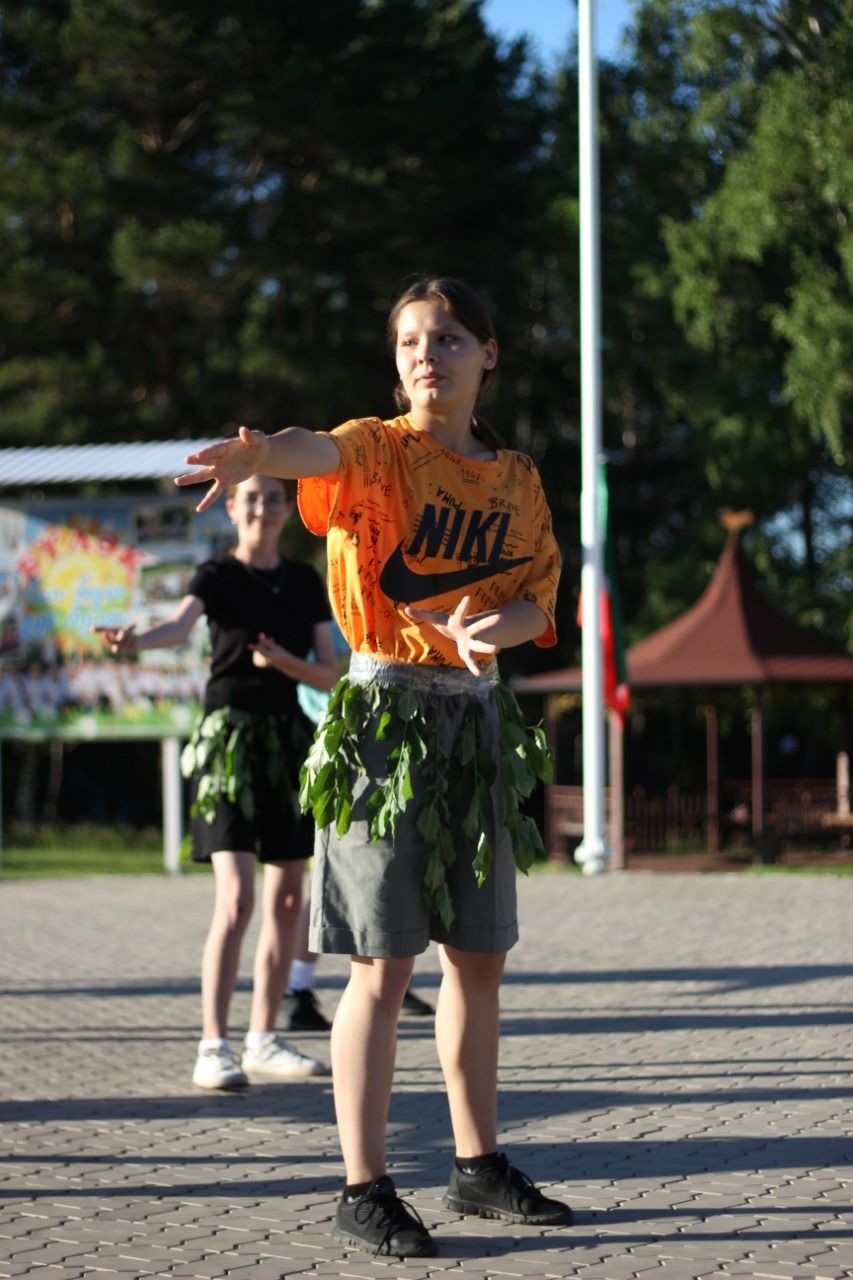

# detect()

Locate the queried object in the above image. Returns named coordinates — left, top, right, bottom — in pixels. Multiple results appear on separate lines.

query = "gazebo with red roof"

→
left=514, top=513, right=853, bottom=863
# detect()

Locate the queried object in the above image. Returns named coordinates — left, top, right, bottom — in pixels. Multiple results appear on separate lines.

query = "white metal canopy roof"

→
left=0, top=441, right=219, bottom=485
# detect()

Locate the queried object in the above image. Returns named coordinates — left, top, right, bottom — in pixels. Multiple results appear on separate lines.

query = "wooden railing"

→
left=546, top=779, right=847, bottom=860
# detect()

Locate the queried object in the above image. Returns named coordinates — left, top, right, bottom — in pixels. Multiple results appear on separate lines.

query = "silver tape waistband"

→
left=348, top=652, right=499, bottom=697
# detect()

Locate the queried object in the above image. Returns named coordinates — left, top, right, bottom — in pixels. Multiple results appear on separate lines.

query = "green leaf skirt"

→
left=181, top=706, right=310, bottom=826
left=299, top=655, right=552, bottom=930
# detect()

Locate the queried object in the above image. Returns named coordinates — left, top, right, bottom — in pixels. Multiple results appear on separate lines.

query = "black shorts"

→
left=189, top=716, right=314, bottom=864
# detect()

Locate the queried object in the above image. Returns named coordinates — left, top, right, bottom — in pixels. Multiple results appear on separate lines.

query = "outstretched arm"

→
left=94, top=595, right=205, bottom=655
left=175, top=426, right=339, bottom=511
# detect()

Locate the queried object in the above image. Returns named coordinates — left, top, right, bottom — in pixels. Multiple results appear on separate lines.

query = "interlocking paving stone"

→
left=3, top=872, right=853, bottom=1279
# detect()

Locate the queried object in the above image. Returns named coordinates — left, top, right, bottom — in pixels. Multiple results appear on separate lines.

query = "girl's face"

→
left=226, top=476, right=292, bottom=542
left=394, top=298, right=496, bottom=418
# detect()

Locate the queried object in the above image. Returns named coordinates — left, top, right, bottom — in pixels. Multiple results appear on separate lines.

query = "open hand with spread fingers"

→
left=175, top=426, right=270, bottom=511
left=92, top=624, right=138, bottom=656
left=404, top=595, right=498, bottom=676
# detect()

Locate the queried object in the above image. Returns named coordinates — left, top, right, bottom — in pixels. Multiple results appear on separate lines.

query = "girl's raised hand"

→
left=174, top=426, right=269, bottom=511
left=404, top=596, right=498, bottom=677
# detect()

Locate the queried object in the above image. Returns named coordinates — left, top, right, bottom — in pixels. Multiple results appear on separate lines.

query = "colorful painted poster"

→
left=0, top=496, right=231, bottom=737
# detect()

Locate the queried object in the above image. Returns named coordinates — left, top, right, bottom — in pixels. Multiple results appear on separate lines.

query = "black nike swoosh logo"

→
left=379, top=541, right=533, bottom=604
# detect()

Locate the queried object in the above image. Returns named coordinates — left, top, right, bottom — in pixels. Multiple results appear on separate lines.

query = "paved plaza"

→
left=1, top=869, right=851, bottom=1280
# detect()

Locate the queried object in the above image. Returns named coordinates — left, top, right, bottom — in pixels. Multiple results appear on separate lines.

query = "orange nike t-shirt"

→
left=298, top=415, right=561, bottom=667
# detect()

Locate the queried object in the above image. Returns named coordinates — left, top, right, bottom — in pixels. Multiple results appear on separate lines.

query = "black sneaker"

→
left=444, top=1154, right=573, bottom=1225
left=333, top=1175, right=438, bottom=1257
left=401, top=986, right=434, bottom=1017
left=282, top=988, right=332, bottom=1032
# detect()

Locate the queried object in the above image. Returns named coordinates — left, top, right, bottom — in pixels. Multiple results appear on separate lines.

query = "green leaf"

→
left=462, top=791, right=480, bottom=839
left=397, top=688, right=418, bottom=721
left=313, top=787, right=335, bottom=829
left=497, top=686, right=522, bottom=723
left=437, top=826, right=456, bottom=867
left=325, top=679, right=347, bottom=718
left=512, top=814, right=544, bottom=874
left=375, top=708, right=394, bottom=741
left=416, top=802, right=441, bottom=842
left=366, top=787, right=384, bottom=825
left=476, top=747, right=498, bottom=787
left=425, top=845, right=445, bottom=890
left=305, top=733, right=329, bottom=769
left=410, top=724, right=429, bottom=762
left=459, top=719, right=476, bottom=766
left=199, top=710, right=227, bottom=739
left=501, top=721, right=529, bottom=750
left=473, top=831, right=492, bottom=887
left=505, top=749, right=533, bottom=797
left=342, top=682, right=362, bottom=727
left=434, top=883, right=455, bottom=930
left=336, top=795, right=352, bottom=837
left=412, top=803, right=438, bottom=844
left=298, top=765, right=312, bottom=811
left=324, top=718, right=346, bottom=756
left=309, top=759, right=335, bottom=802
left=397, top=758, right=414, bottom=806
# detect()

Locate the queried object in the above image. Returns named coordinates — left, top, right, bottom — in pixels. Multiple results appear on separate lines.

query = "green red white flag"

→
left=577, top=464, right=631, bottom=723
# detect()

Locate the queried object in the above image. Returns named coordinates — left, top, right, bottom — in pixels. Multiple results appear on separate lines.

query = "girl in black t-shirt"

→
left=96, top=475, right=337, bottom=1090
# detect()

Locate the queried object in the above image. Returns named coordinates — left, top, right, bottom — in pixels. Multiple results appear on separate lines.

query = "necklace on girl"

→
left=237, top=559, right=284, bottom=595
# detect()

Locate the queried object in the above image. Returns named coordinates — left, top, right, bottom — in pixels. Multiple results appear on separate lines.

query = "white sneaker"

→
left=192, top=1043, right=249, bottom=1090
left=242, top=1034, right=329, bottom=1079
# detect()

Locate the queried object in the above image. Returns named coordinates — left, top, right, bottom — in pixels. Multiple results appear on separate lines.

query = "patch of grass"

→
left=530, top=856, right=581, bottom=873
left=1, top=823, right=211, bottom=879
left=747, top=861, right=853, bottom=876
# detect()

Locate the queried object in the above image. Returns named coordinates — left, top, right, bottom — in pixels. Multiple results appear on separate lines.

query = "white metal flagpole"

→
left=575, top=0, right=610, bottom=874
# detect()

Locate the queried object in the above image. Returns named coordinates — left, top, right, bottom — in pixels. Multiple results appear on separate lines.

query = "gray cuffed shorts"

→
left=308, top=656, right=519, bottom=959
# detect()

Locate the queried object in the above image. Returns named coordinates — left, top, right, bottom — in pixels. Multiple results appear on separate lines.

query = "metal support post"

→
left=574, top=0, right=610, bottom=875
left=161, top=737, right=183, bottom=875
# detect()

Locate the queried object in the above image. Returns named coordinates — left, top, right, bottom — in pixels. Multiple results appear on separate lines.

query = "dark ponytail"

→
left=470, top=414, right=504, bottom=451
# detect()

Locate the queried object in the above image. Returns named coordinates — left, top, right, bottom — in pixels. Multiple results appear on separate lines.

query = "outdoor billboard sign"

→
left=0, top=494, right=231, bottom=739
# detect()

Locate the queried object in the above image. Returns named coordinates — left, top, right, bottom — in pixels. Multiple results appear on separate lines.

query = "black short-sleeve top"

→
left=187, top=555, right=331, bottom=716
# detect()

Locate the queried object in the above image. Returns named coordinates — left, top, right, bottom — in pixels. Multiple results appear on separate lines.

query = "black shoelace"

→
left=353, top=1187, right=429, bottom=1255
left=493, top=1155, right=545, bottom=1208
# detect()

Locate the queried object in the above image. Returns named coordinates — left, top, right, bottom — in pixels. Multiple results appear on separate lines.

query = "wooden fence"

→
left=547, top=779, right=848, bottom=860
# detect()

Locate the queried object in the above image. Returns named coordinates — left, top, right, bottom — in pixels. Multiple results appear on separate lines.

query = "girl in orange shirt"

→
left=176, top=277, right=570, bottom=1258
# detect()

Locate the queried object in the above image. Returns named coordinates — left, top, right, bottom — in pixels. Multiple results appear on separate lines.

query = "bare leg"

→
left=201, top=851, right=256, bottom=1040
left=248, top=858, right=305, bottom=1032
left=332, top=954, right=414, bottom=1183
left=293, top=885, right=318, bottom=965
left=435, top=945, right=506, bottom=1158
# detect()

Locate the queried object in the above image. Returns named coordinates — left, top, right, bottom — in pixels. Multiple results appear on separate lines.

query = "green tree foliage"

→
left=651, top=0, right=852, bottom=640
left=0, top=0, right=548, bottom=442
left=665, top=2, right=852, bottom=464
left=538, top=0, right=852, bottom=650
left=1, top=0, right=850, bottom=656
left=539, top=3, right=743, bottom=644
